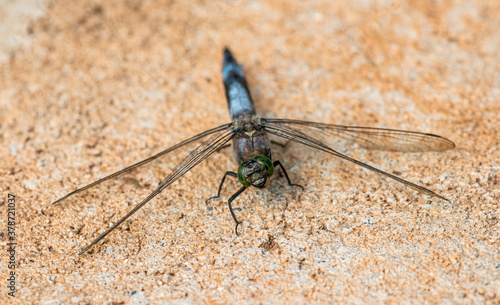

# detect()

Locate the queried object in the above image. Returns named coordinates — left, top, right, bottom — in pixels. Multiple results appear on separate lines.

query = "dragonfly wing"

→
left=261, top=121, right=449, bottom=201
left=78, top=126, right=237, bottom=254
left=52, top=123, right=234, bottom=205
left=262, top=118, right=455, bottom=152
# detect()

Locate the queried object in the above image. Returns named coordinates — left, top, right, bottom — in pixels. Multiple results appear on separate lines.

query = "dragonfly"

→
left=52, top=48, right=455, bottom=254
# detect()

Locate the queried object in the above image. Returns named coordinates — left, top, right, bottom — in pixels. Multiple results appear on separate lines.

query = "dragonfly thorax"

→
left=232, top=121, right=272, bottom=164
left=237, top=155, right=274, bottom=188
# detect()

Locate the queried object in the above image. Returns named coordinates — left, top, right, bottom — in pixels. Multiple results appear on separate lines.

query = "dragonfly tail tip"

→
left=223, top=47, right=236, bottom=64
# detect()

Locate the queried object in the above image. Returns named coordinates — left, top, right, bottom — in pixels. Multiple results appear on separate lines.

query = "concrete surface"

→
left=0, top=0, right=499, bottom=303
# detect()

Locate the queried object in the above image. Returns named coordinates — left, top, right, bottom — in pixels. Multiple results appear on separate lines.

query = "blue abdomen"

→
left=222, top=47, right=256, bottom=120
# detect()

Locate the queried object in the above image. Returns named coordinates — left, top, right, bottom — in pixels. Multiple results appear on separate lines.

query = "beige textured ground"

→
left=1, top=0, right=499, bottom=304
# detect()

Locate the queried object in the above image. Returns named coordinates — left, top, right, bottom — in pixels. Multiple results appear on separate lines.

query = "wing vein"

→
left=262, top=118, right=455, bottom=152
left=52, top=123, right=233, bottom=205
left=78, top=126, right=237, bottom=254
left=262, top=121, right=449, bottom=201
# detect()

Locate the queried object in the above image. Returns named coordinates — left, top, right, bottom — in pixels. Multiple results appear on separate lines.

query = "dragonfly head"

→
left=237, top=155, right=274, bottom=188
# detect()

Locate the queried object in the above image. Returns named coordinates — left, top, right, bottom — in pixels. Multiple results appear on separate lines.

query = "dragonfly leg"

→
left=205, top=171, right=238, bottom=204
left=228, top=186, right=247, bottom=236
left=273, top=160, right=305, bottom=190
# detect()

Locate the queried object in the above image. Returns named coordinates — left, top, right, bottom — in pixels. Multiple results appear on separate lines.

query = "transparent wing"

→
left=78, top=125, right=237, bottom=254
left=51, top=123, right=234, bottom=205
left=262, top=118, right=455, bottom=152
left=261, top=120, right=450, bottom=201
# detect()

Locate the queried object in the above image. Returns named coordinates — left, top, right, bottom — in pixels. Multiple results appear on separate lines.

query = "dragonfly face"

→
left=237, top=155, right=274, bottom=188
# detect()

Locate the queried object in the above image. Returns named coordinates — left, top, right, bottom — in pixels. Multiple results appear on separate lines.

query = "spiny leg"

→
left=228, top=186, right=247, bottom=236
left=205, top=171, right=238, bottom=204
left=273, top=160, right=305, bottom=190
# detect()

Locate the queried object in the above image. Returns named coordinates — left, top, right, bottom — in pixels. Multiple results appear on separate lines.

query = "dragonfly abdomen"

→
left=222, top=47, right=256, bottom=120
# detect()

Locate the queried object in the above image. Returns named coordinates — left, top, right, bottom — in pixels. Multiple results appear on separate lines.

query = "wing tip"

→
left=438, top=138, right=456, bottom=151
left=426, top=133, right=456, bottom=151
left=51, top=195, right=69, bottom=205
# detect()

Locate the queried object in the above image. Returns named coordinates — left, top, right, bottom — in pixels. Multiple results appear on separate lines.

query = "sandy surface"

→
left=1, top=0, right=499, bottom=303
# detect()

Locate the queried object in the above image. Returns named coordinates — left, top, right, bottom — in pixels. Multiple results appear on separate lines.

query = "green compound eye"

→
left=237, top=155, right=274, bottom=187
left=237, top=163, right=251, bottom=186
left=253, top=155, right=274, bottom=177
